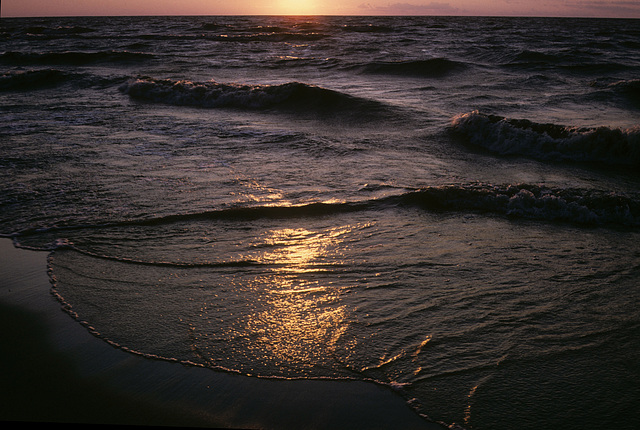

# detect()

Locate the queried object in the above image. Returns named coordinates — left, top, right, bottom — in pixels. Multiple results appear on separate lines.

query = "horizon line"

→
left=1, top=13, right=637, bottom=19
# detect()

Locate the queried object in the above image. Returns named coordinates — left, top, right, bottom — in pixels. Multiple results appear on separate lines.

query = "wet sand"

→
left=0, top=238, right=445, bottom=429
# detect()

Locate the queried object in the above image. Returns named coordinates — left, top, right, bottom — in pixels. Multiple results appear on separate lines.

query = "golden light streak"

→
left=237, top=225, right=360, bottom=374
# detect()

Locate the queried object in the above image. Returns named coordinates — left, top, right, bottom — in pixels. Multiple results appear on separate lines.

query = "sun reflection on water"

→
left=246, top=275, right=349, bottom=373
left=195, top=224, right=367, bottom=377
left=244, top=226, right=356, bottom=373
left=255, top=227, right=348, bottom=272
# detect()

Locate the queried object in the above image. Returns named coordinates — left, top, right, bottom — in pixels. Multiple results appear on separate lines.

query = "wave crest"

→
left=0, top=50, right=154, bottom=66
left=450, top=111, right=640, bottom=166
left=14, top=184, right=640, bottom=240
left=358, top=58, right=467, bottom=78
left=0, top=69, right=73, bottom=91
left=119, top=77, right=389, bottom=116
left=398, top=184, right=640, bottom=228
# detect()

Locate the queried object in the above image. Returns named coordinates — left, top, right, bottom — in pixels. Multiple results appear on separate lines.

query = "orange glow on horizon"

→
left=3, top=0, right=639, bottom=18
left=274, top=0, right=323, bottom=16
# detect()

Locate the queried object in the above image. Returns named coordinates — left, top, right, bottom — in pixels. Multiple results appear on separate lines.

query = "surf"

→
left=450, top=111, right=640, bottom=167
left=118, top=76, right=393, bottom=119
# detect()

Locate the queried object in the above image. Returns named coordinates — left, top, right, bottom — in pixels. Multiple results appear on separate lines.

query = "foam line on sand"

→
left=0, top=238, right=445, bottom=429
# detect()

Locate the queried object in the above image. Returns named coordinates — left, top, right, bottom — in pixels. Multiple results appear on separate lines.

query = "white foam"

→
left=451, top=111, right=640, bottom=166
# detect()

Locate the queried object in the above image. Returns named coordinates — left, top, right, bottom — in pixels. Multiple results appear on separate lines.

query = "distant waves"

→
left=0, top=50, right=154, bottom=66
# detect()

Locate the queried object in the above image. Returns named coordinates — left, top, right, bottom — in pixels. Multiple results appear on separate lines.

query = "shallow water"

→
left=2, top=15, right=640, bottom=429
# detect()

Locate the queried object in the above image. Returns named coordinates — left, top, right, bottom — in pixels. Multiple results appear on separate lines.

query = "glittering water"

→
left=2, top=16, right=640, bottom=429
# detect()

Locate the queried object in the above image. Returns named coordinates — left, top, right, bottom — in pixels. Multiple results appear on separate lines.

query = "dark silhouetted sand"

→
left=0, top=239, right=445, bottom=429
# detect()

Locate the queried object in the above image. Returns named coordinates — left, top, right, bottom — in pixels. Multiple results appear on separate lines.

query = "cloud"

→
left=566, top=0, right=640, bottom=16
left=501, top=0, right=640, bottom=17
left=358, top=2, right=461, bottom=15
left=355, top=0, right=640, bottom=17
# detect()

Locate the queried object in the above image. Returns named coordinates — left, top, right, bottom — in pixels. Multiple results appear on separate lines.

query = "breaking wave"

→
left=450, top=111, right=640, bottom=166
left=118, top=76, right=390, bottom=116
left=12, top=184, right=640, bottom=243
left=397, top=184, right=640, bottom=228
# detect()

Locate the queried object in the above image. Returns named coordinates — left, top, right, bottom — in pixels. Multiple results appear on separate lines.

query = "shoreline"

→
left=0, top=238, right=445, bottom=429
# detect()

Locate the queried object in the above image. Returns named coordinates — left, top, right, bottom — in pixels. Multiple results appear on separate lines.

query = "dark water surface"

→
left=1, top=16, right=639, bottom=429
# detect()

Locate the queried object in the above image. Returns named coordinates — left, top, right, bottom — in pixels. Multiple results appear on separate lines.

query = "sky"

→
left=2, top=0, right=640, bottom=18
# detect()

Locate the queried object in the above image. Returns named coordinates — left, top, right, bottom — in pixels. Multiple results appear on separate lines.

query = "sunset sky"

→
left=2, top=0, right=639, bottom=18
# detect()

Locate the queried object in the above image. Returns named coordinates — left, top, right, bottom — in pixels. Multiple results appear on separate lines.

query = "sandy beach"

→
left=0, top=238, right=445, bottom=429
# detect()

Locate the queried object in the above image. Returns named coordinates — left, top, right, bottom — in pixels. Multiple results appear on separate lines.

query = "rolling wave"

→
left=118, top=76, right=390, bottom=116
left=450, top=111, right=640, bottom=166
left=15, top=25, right=97, bottom=37
left=502, top=49, right=634, bottom=74
left=0, top=69, right=74, bottom=91
left=0, top=50, right=155, bottom=66
left=589, top=78, right=640, bottom=108
left=397, top=184, right=639, bottom=227
left=0, top=69, right=127, bottom=91
left=508, top=49, right=560, bottom=65
left=357, top=58, right=468, bottom=78
left=603, top=79, right=640, bottom=101
left=12, top=184, right=639, bottom=244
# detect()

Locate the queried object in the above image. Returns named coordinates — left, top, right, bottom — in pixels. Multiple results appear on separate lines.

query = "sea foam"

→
left=450, top=111, right=640, bottom=166
left=119, top=76, right=389, bottom=116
